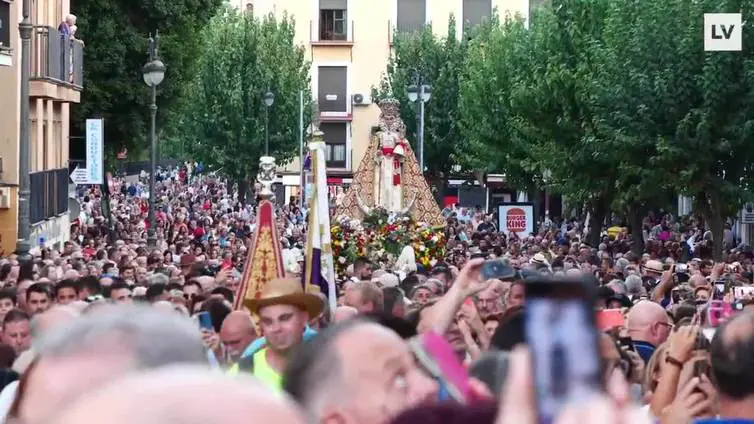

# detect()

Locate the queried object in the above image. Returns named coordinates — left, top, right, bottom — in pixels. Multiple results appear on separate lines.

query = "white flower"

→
left=338, top=256, right=346, bottom=264
left=419, top=245, right=426, bottom=252
left=431, top=236, right=438, bottom=242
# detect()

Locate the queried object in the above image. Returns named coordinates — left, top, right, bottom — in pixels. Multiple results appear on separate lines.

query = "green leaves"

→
left=174, top=9, right=313, bottom=181
left=453, top=0, right=754, bottom=256
left=71, top=0, right=224, bottom=157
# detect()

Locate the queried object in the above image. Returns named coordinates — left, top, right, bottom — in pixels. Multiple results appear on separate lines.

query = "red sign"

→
left=506, top=207, right=527, bottom=233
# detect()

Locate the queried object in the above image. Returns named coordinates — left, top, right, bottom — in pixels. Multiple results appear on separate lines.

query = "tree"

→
left=591, top=0, right=754, bottom=259
left=582, top=0, right=694, bottom=253
left=491, top=0, right=616, bottom=246
left=373, top=17, right=471, bottom=190
left=71, top=0, right=223, bottom=158
left=459, top=14, right=538, bottom=193
left=177, top=9, right=313, bottom=202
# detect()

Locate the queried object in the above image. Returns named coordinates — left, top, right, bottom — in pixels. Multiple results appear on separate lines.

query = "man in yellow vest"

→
left=227, top=278, right=323, bottom=392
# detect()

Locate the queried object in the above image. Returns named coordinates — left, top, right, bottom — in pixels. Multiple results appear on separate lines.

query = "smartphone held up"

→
left=523, top=275, right=603, bottom=423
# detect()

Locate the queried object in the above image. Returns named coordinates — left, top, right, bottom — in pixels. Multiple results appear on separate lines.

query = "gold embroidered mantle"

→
left=337, top=134, right=444, bottom=226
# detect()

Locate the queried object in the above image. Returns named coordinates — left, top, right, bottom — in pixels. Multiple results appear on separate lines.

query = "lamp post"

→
left=142, top=32, right=166, bottom=249
left=263, top=89, right=275, bottom=155
left=543, top=169, right=552, bottom=220
left=407, top=73, right=431, bottom=172
left=16, top=0, right=33, bottom=263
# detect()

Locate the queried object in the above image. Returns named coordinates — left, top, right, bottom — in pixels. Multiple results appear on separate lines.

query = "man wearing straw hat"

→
left=228, top=277, right=323, bottom=392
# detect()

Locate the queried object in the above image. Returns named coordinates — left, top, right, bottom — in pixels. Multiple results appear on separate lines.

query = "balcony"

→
left=310, top=19, right=354, bottom=46
left=30, top=168, right=68, bottom=225
left=30, top=25, right=83, bottom=103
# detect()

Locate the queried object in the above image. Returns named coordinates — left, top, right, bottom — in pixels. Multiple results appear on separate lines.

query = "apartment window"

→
left=318, top=66, right=347, bottom=113
left=320, top=122, right=347, bottom=168
left=0, top=1, right=10, bottom=50
left=462, top=0, right=492, bottom=33
left=397, top=0, right=426, bottom=33
left=319, top=0, right=347, bottom=41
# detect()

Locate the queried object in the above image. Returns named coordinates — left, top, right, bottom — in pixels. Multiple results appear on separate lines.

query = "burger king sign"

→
left=498, top=203, right=535, bottom=236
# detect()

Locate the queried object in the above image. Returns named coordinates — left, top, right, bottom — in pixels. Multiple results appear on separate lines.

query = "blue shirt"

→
left=241, top=326, right=318, bottom=359
left=633, top=340, right=656, bottom=364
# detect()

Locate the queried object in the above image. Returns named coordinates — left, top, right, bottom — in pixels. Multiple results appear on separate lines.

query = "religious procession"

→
left=4, top=0, right=754, bottom=421
left=0, top=95, right=746, bottom=424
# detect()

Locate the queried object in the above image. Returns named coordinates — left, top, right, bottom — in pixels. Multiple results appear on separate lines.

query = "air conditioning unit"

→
left=352, top=93, right=372, bottom=106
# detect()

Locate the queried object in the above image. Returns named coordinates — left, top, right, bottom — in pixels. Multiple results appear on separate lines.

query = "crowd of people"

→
left=0, top=165, right=749, bottom=423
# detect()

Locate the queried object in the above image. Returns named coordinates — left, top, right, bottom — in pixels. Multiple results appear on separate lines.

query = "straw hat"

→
left=246, top=278, right=324, bottom=318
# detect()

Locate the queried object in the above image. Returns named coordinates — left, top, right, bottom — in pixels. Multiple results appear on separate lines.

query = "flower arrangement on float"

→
left=331, top=207, right=446, bottom=276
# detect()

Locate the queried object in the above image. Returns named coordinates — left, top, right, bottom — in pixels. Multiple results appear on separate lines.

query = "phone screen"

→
left=197, top=311, right=213, bottom=331
left=618, top=336, right=635, bottom=352
left=524, top=277, right=603, bottom=422
left=714, top=283, right=726, bottom=300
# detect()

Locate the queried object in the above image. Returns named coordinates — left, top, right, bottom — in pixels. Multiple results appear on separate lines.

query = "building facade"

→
left=242, top=0, right=532, bottom=203
left=0, top=0, right=83, bottom=253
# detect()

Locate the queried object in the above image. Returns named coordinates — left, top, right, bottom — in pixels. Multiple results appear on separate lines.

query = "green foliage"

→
left=459, top=13, right=534, bottom=188
left=455, top=0, right=754, bottom=256
left=173, top=9, right=313, bottom=183
left=70, top=0, right=223, bottom=156
left=373, top=17, right=472, bottom=179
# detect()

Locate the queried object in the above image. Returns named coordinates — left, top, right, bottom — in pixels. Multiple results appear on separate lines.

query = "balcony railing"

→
left=30, top=168, right=68, bottom=225
left=310, top=20, right=354, bottom=44
left=31, top=25, right=84, bottom=88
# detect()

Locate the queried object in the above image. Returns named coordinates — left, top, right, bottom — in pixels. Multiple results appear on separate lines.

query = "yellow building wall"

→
left=0, top=188, right=19, bottom=255
left=0, top=0, right=75, bottom=251
left=253, top=0, right=530, bottom=178
left=495, top=0, right=529, bottom=21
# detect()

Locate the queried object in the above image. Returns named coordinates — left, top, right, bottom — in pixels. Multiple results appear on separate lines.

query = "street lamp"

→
left=263, top=90, right=275, bottom=155
left=542, top=169, right=552, bottom=219
left=407, top=74, right=431, bottom=172
left=16, top=0, right=33, bottom=262
left=142, top=32, right=166, bottom=249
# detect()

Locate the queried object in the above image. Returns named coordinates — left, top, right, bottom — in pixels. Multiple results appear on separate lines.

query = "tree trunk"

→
left=587, top=198, right=607, bottom=248
left=236, top=175, right=247, bottom=206
left=695, top=192, right=725, bottom=262
left=629, top=206, right=645, bottom=256
left=529, top=185, right=542, bottom=221
left=428, top=174, right=445, bottom=206
left=473, top=170, right=486, bottom=187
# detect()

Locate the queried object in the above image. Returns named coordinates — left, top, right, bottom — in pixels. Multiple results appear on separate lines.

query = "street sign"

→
left=85, top=119, right=104, bottom=184
left=70, top=167, right=90, bottom=185
left=742, top=203, right=754, bottom=224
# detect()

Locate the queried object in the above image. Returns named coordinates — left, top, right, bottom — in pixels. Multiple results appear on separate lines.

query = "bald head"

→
left=627, top=301, right=672, bottom=346
left=689, top=273, right=708, bottom=289
left=333, top=306, right=358, bottom=323
left=63, top=270, right=81, bottom=281
left=220, top=311, right=256, bottom=361
left=32, top=306, right=80, bottom=337
left=51, top=366, right=306, bottom=424
left=195, top=276, right=215, bottom=292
